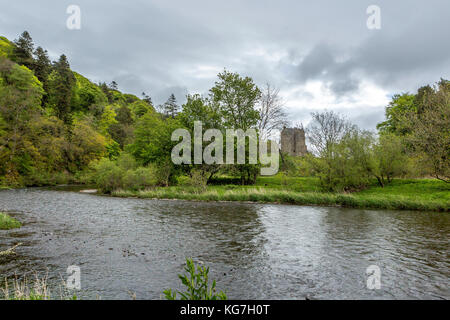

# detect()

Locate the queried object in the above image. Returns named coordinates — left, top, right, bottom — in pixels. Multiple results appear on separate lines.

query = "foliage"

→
left=72, top=72, right=107, bottom=112
left=377, top=79, right=450, bottom=182
left=209, top=70, right=262, bottom=184
left=210, top=69, right=261, bottom=130
left=91, top=156, right=158, bottom=193
left=46, top=55, right=76, bottom=123
left=164, top=258, right=227, bottom=300
left=0, top=212, right=21, bottom=230
left=180, top=169, right=209, bottom=192
left=161, top=93, right=179, bottom=118
left=114, top=177, right=449, bottom=212
left=370, top=133, right=409, bottom=186
left=11, top=31, right=34, bottom=69
left=91, top=158, right=124, bottom=193
left=376, top=93, right=415, bottom=135
left=128, top=110, right=182, bottom=185
left=406, top=80, right=450, bottom=182
left=0, top=36, right=14, bottom=58
left=0, top=32, right=154, bottom=187
left=67, top=119, right=106, bottom=172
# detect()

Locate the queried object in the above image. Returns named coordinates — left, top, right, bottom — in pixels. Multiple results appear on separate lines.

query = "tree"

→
left=66, top=119, right=106, bottom=172
left=306, top=110, right=353, bottom=157
left=376, top=93, right=415, bottom=135
left=12, top=31, right=34, bottom=69
left=127, top=110, right=182, bottom=185
left=162, top=93, right=179, bottom=118
left=99, top=81, right=113, bottom=103
left=407, top=80, right=450, bottom=182
left=370, top=133, right=409, bottom=187
left=209, top=70, right=262, bottom=184
left=178, top=94, right=223, bottom=181
left=33, top=47, right=51, bottom=83
left=0, top=57, right=44, bottom=183
left=130, top=100, right=153, bottom=119
left=257, top=83, right=288, bottom=140
left=306, top=126, right=376, bottom=192
left=142, top=92, right=153, bottom=106
left=210, top=70, right=261, bottom=130
left=108, top=105, right=134, bottom=148
left=109, top=81, right=118, bottom=91
left=47, top=55, right=76, bottom=123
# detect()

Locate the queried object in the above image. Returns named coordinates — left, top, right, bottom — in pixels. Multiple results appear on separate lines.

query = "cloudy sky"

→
left=1, top=0, right=449, bottom=130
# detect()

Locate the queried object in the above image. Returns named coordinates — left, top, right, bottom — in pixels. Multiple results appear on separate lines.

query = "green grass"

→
left=0, top=212, right=22, bottom=230
left=111, top=176, right=450, bottom=212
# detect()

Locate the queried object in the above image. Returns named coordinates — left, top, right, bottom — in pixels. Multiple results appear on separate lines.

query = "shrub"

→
left=185, top=170, right=208, bottom=192
left=122, top=167, right=157, bottom=190
left=116, top=152, right=137, bottom=171
left=0, top=212, right=21, bottom=230
left=92, top=158, right=124, bottom=193
left=164, top=258, right=227, bottom=300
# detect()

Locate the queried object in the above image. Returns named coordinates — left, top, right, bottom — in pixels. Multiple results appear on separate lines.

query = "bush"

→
left=116, top=152, right=137, bottom=171
left=0, top=212, right=21, bottom=230
left=122, top=167, right=157, bottom=190
left=93, top=158, right=124, bottom=193
left=164, top=258, right=227, bottom=300
left=91, top=156, right=159, bottom=192
left=183, top=170, right=208, bottom=192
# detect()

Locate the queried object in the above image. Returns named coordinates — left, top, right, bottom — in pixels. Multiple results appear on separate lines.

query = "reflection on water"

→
left=0, top=188, right=448, bottom=299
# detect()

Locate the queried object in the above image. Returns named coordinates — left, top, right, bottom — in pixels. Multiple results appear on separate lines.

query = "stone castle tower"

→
left=280, top=127, right=308, bottom=157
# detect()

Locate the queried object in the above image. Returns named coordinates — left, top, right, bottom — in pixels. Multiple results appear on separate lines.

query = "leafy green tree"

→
left=210, top=70, right=261, bottom=130
left=12, top=31, right=34, bottom=69
left=0, top=58, right=44, bottom=183
left=66, top=119, right=106, bottom=172
left=209, top=70, right=261, bottom=184
left=370, top=133, right=409, bottom=187
left=98, top=104, right=118, bottom=136
left=309, top=128, right=373, bottom=192
left=376, top=93, right=415, bottom=135
left=33, top=47, right=51, bottom=83
left=99, top=82, right=114, bottom=103
left=130, top=100, right=154, bottom=119
left=378, top=79, right=449, bottom=182
left=108, top=105, right=134, bottom=148
left=162, top=93, right=180, bottom=118
left=407, top=80, right=450, bottom=182
left=46, top=55, right=76, bottom=123
left=178, top=94, right=223, bottom=181
left=72, top=72, right=108, bottom=112
left=127, top=110, right=182, bottom=185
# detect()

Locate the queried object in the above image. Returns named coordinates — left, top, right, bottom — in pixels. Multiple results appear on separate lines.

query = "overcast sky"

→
left=1, top=0, right=449, bottom=130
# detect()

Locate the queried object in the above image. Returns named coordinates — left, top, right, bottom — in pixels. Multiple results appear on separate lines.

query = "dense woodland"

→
left=0, top=31, right=448, bottom=193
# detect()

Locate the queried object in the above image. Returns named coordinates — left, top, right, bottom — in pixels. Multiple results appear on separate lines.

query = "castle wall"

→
left=280, top=128, right=307, bottom=157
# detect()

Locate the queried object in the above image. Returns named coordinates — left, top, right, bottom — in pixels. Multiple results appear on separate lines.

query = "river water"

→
left=0, top=188, right=448, bottom=299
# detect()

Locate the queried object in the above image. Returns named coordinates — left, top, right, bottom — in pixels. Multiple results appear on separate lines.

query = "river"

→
left=0, top=188, right=448, bottom=299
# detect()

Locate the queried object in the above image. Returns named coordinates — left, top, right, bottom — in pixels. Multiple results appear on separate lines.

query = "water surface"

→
left=0, top=188, right=448, bottom=299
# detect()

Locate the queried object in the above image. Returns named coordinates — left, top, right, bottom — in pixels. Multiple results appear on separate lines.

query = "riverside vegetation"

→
left=0, top=31, right=449, bottom=212
left=0, top=212, right=21, bottom=230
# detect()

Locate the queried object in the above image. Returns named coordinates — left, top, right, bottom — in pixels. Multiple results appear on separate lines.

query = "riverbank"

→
left=111, top=177, right=450, bottom=212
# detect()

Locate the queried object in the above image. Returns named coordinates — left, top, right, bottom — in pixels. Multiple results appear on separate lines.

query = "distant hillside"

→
left=0, top=32, right=155, bottom=187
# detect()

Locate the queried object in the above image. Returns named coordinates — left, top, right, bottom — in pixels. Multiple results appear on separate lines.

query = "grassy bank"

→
left=0, top=212, right=21, bottom=230
left=112, top=177, right=450, bottom=212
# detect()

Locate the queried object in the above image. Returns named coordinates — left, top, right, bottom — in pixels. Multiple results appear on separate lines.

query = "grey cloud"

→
left=0, top=0, right=449, bottom=128
left=288, top=0, right=450, bottom=96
